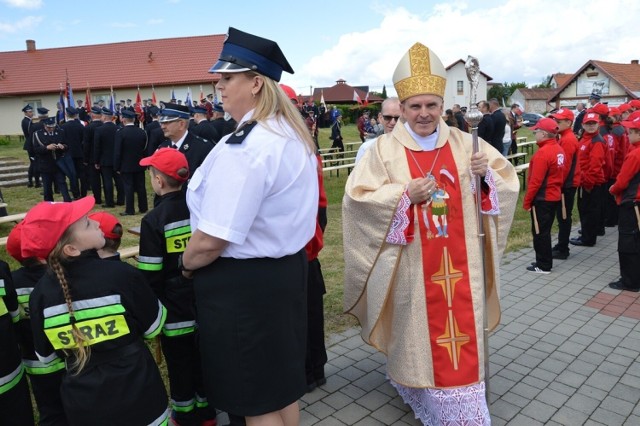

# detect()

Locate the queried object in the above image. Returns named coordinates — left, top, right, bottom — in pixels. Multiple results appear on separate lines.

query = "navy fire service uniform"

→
left=137, top=191, right=215, bottom=424
left=32, top=118, right=72, bottom=202
left=29, top=250, right=170, bottom=425
left=0, top=259, right=35, bottom=426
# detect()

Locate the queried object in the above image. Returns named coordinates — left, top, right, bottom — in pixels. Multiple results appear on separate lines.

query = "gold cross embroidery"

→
left=431, top=246, right=463, bottom=308
left=436, top=311, right=470, bottom=370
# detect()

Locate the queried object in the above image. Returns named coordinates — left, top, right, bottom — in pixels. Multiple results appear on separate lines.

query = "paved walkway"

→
left=294, top=228, right=640, bottom=425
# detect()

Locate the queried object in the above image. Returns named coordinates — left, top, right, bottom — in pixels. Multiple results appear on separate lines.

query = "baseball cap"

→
left=582, top=112, right=600, bottom=123
left=89, top=212, right=121, bottom=240
left=531, top=117, right=559, bottom=134
left=6, top=222, right=26, bottom=262
left=589, top=103, right=609, bottom=116
left=621, top=114, right=640, bottom=130
left=21, top=196, right=96, bottom=259
left=608, top=107, right=621, bottom=117
left=550, top=108, right=574, bottom=122
left=279, top=84, right=297, bottom=101
left=619, top=104, right=632, bottom=114
left=629, top=99, right=640, bottom=109
left=139, top=148, right=189, bottom=182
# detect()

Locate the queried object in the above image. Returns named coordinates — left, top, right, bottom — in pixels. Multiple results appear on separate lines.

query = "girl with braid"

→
left=23, top=197, right=170, bottom=426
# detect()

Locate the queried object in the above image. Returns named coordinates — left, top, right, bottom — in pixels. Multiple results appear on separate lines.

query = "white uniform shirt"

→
left=187, top=109, right=318, bottom=259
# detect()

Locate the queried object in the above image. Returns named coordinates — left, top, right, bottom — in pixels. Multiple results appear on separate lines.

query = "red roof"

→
left=312, top=80, right=383, bottom=104
left=0, top=35, right=225, bottom=96
left=551, top=73, right=573, bottom=88
left=549, top=59, right=640, bottom=101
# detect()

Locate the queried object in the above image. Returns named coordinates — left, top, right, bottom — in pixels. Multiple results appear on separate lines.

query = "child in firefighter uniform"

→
left=137, top=148, right=215, bottom=425
left=0, top=254, right=34, bottom=426
left=609, top=111, right=640, bottom=292
left=25, top=197, right=170, bottom=426
left=7, top=222, right=66, bottom=425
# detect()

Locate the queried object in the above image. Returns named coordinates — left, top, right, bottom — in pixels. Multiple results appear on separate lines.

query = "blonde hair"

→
left=48, top=227, right=91, bottom=374
left=246, top=72, right=316, bottom=153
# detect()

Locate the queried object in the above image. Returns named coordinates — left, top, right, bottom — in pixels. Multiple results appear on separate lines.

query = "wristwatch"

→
left=177, top=254, right=192, bottom=272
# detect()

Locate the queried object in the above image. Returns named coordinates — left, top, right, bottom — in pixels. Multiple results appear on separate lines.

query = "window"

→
left=457, top=81, right=464, bottom=95
left=23, top=99, right=42, bottom=111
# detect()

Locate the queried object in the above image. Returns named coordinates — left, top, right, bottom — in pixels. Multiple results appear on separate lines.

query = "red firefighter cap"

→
left=21, top=197, right=96, bottom=259
left=550, top=108, right=574, bottom=122
left=621, top=114, right=640, bottom=130
left=629, top=99, right=640, bottom=109
left=589, top=103, right=609, bottom=116
left=89, top=212, right=121, bottom=240
left=6, top=222, right=25, bottom=262
left=531, top=117, right=559, bottom=134
left=279, top=84, right=297, bottom=101
left=608, top=107, right=621, bottom=117
left=140, top=147, right=189, bottom=183
left=582, top=112, right=600, bottom=123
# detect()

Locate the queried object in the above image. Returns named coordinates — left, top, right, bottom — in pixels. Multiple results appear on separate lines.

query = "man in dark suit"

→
left=94, top=108, right=124, bottom=207
left=210, top=102, right=236, bottom=139
left=60, top=107, right=85, bottom=198
left=21, top=104, right=38, bottom=187
left=27, top=107, right=51, bottom=189
left=144, top=106, right=164, bottom=155
left=76, top=99, right=90, bottom=122
left=477, top=100, right=495, bottom=150
left=573, top=102, right=586, bottom=135
left=157, top=102, right=214, bottom=179
left=489, top=98, right=507, bottom=155
left=115, top=110, right=148, bottom=215
left=190, top=106, right=220, bottom=143
left=83, top=106, right=104, bottom=203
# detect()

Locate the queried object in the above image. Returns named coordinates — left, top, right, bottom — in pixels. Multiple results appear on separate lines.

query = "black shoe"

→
left=102, top=203, right=116, bottom=208
left=306, top=381, right=317, bottom=393
left=552, top=250, right=569, bottom=260
left=526, top=265, right=550, bottom=274
left=116, top=201, right=125, bottom=206
left=569, top=237, right=594, bottom=247
left=27, top=182, right=33, bottom=188
left=597, top=229, right=605, bottom=236
left=316, top=376, right=327, bottom=387
left=35, top=183, right=42, bottom=188
left=120, top=212, right=135, bottom=216
left=139, top=209, right=148, bottom=214
left=608, top=280, right=640, bottom=292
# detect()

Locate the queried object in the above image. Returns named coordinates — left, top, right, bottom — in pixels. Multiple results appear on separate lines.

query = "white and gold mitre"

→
left=392, top=42, right=446, bottom=102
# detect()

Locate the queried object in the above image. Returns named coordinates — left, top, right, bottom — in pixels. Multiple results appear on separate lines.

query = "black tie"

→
left=171, top=143, right=177, bottom=149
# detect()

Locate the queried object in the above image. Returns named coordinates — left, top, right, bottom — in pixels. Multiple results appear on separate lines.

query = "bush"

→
left=0, top=137, right=10, bottom=146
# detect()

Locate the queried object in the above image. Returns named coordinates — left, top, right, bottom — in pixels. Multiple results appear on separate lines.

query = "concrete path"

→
left=296, top=227, right=640, bottom=425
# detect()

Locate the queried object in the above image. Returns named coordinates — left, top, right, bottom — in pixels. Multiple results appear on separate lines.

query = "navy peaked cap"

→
left=191, top=106, right=207, bottom=114
left=121, top=109, right=136, bottom=119
left=22, top=104, right=33, bottom=112
left=158, top=102, right=190, bottom=122
left=101, top=107, right=114, bottom=116
left=209, top=27, right=294, bottom=82
left=65, top=106, right=78, bottom=115
left=43, top=117, right=56, bottom=126
left=37, top=107, right=49, bottom=115
left=91, top=106, right=102, bottom=114
left=212, top=103, right=224, bottom=113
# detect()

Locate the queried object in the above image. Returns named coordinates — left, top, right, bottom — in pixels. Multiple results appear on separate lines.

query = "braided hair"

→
left=48, top=228, right=91, bottom=375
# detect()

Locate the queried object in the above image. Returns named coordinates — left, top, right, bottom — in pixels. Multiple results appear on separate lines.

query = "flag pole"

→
left=464, top=55, right=491, bottom=408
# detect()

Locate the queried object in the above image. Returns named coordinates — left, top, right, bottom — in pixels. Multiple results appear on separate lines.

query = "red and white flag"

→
left=85, top=84, right=91, bottom=113
left=151, top=85, right=157, bottom=105
left=135, top=86, right=144, bottom=124
left=364, top=92, right=369, bottom=107
left=353, top=90, right=362, bottom=105
left=320, top=90, right=325, bottom=106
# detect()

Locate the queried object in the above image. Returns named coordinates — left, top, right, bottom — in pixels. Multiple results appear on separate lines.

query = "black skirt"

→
left=194, top=250, right=308, bottom=416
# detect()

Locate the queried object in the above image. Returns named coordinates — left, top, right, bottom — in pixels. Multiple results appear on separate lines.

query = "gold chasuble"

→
left=343, top=119, right=519, bottom=389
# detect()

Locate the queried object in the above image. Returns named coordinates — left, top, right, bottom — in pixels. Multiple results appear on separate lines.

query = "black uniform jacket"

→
left=191, top=120, right=220, bottom=144
left=93, top=121, right=118, bottom=167
left=61, top=119, right=85, bottom=159
left=32, top=128, right=67, bottom=173
left=158, top=131, right=214, bottom=177
left=138, top=191, right=196, bottom=335
left=83, top=120, right=103, bottom=164
left=114, top=124, right=147, bottom=173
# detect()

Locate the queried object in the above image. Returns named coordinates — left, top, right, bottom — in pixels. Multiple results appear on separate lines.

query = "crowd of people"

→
left=4, top=26, right=640, bottom=426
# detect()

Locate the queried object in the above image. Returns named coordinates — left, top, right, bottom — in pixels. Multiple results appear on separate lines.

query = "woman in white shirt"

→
left=502, top=108, right=513, bottom=156
left=181, top=27, right=318, bottom=425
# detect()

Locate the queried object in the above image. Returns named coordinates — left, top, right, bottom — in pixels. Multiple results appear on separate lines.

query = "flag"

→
left=320, top=90, right=325, bottom=106
left=65, top=70, right=75, bottom=109
left=185, top=87, right=192, bottom=106
left=109, top=86, right=115, bottom=114
left=135, top=86, right=144, bottom=124
left=364, top=92, right=369, bottom=107
left=200, top=85, right=204, bottom=102
left=58, top=84, right=66, bottom=124
left=85, top=84, right=91, bottom=112
left=353, top=90, right=362, bottom=105
left=151, top=85, right=157, bottom=105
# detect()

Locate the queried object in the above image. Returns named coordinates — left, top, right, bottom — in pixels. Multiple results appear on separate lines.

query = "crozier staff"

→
left=181, top=27, right=318, bottom=425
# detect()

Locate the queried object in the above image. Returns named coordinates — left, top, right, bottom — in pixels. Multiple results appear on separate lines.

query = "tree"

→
left=488, top=81, right=527, bottom=106
left=381, top=85, right=387, bottom=99
left=532, top=75, right=552, bottom=89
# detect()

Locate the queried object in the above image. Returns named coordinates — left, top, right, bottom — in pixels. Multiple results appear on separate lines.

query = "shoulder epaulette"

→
left=226, top=121, right=258, bottom=145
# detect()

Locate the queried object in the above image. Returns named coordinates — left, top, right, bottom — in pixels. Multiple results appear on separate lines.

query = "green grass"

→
left=1, top=125, right=550, bottom=337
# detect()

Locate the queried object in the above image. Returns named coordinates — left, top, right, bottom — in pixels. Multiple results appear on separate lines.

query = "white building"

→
left=444, top=59, right=493, bottom=111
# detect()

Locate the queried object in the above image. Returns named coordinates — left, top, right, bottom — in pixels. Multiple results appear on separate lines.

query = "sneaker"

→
left=526, top=265, right=550, bottom=274
left=552, top=250, right=569, bottom=260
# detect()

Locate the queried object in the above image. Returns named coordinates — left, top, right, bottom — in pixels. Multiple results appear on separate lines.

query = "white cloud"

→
left=0, top=15, right=42, bottom=34
left=297, top=0, right=640, bottom=93
left=2, top=0, right=42, bottom=9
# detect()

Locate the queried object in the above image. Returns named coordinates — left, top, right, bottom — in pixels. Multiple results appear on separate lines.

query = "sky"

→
left=1, top=0, right=639, bottom=98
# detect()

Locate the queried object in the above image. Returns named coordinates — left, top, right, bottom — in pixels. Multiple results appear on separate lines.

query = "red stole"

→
left=405, top=144, right=479, bottom=387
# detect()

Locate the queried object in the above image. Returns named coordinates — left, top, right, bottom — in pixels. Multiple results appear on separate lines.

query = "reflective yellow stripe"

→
left=23, top=358, right=66, bottom=375
left=0, top=364, right=24, bottom=395
left=166, top=232, right=191, bottom=253
left=44, top=314, right=130, bottom=350
left=0, top=299, right=7, bottom=317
